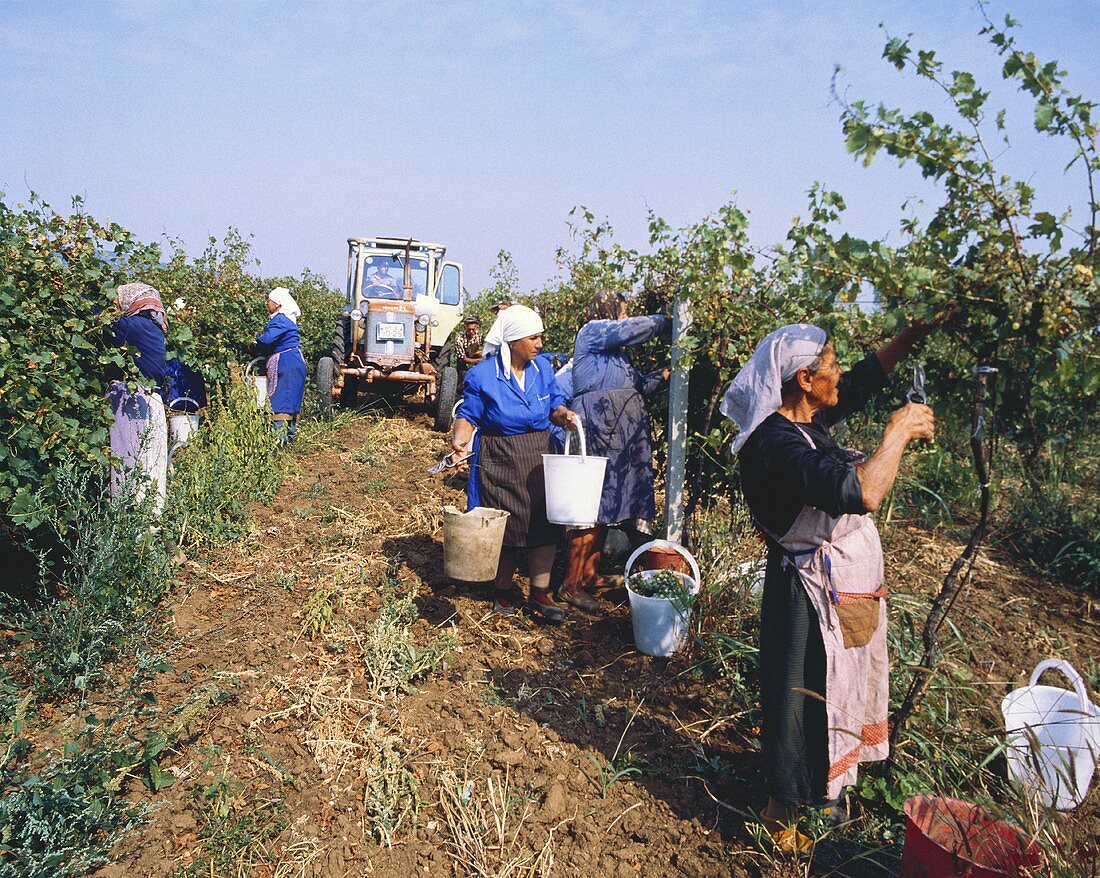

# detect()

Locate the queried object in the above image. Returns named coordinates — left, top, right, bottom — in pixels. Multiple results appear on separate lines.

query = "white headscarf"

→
left=267, top=287, right=301, bottom=323
left=482, top=304, right=544, bottom=376
left=719, top=323, right=828, bottom=453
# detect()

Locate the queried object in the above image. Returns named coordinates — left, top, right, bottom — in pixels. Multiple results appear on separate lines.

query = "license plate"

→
left=376, top=322, right=405, bottom=342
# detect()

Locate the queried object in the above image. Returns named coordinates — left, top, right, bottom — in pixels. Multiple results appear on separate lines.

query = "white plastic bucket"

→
left=1001, top=658, right=1100, bottom=810
left=737, top=559, right=766, bottom=598
left=442, top=505, right=510, bottom=582
left=246, top=358, right=268, bottom=409
left=624, top=540, right=701, bottom=657
left=167, top=397, right=200, bottom=450
left=543, top=419, right=608, bottom=527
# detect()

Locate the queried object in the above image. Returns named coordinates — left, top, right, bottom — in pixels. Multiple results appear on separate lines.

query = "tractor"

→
left=316, top=236, right=464, bottom=431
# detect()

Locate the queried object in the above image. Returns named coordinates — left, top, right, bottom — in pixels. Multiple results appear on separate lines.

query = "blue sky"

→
left=1, top=1, right=1097, bottom=293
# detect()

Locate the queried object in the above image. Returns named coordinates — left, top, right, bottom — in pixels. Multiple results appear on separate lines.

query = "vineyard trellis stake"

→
left=889, top=365, right=999, bottom=761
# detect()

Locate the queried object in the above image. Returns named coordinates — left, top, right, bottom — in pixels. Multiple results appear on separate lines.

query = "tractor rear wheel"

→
left=434, top=366, right=458, bottom=433
left=317, top=357, right=335, bottom=421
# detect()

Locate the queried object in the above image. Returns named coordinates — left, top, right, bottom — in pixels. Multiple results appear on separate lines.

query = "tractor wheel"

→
left=340, top=375, right=359, bottom=407
left=434, top=366, right=458, bottom=433
left=317, top=357, right=335, bottom=421
left=333, top=315, right=350, bottom=363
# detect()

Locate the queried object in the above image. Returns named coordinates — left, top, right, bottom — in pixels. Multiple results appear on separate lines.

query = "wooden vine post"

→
left=889, top=365, right=999, bottom=762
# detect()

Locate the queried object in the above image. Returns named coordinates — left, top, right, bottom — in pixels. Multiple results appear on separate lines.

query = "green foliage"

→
left=1000, top=440, right=1100, bottom=592
left=0, top=194, right=157, bottom=530
left=163, top=377, right=282, bottom=547
left=834, top=14, right=1099, bottom=457
left=0, top=713, right=155, bottom=878
left=2, top=461, right=172, bottom=697
left=149, top=230, right=343, bottom=386
left=173, top=760, right=287, bottom=878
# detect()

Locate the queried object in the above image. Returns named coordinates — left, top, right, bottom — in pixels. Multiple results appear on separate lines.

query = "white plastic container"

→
left=246, top=357, right=268, bottom=409
left=1001, top=658, right=1100, bottom=810
left=543, top=419, right=608, bottom=527
left=442, top=505, right=509, bottom=582
left=624, top=540, right=701, bottom=657
left=167, top=397, right=200, bottom=450
left=737, top=559, right=766, bottom=598
left=414, top=294, right=440, bottom=318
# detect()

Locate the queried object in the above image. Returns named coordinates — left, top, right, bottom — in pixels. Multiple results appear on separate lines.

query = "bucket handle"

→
left=624, top=539, right=701, bottom=594
left=168, top=396, right=199, bottom=414
left=1029, top=659, right=1094, bottom=712
left=246, top=357, right=266, bottom=378
left=562, top=416, right=587, bottom=459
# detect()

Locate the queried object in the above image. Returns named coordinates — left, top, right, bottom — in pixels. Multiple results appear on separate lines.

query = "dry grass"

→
left=437, top=761, right=566, bottom=878
left=256, top=668, right=423, bottom=847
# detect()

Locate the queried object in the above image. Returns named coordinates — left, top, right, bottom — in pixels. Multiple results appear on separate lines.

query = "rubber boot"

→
left=559, top=528, right=600, bottom=613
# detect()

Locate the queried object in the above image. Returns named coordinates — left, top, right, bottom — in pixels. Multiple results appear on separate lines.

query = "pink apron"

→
left=771, top=425, right=890, bottom=800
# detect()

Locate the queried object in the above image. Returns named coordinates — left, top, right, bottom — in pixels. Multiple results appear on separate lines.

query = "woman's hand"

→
left=452, top=418, right=476, bottom=472
left=550, top=406, right=580, bottom=431
left=856, top=402, right=936, bottom=512
left=886, top=401, right=936, bottom=444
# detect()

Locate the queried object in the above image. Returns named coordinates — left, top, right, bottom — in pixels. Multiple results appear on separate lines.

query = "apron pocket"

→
left=835, top=598, right=881, bottom=649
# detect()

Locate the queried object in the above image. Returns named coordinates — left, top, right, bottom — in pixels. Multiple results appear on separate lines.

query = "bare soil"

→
left=87, top=410, right=1099, bottom=877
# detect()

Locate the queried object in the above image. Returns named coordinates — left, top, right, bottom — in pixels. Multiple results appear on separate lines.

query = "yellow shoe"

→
left=759, top=810, right=814, bottom=854
left=770, top=824, right=814, bottom=854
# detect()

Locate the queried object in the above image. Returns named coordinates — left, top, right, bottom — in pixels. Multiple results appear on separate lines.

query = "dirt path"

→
left=93, top=409, right=1100, bottom=878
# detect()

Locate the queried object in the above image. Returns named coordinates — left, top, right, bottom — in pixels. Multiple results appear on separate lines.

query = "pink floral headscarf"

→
left=116, top=282, right=168, bottom=333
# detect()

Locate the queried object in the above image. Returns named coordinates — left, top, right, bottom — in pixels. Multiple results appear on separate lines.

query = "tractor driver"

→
left=454, top=316, right=483, bottom=380
left=365, top=261, right=403, bottom=299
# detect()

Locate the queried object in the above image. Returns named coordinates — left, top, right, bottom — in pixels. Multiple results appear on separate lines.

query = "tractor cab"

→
left=317, top=237, right=465, bottom=430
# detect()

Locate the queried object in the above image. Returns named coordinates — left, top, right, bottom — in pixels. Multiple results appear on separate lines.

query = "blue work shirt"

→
left=571, top=315, right=670, bottom=397
left=255, top=313, right=301, bottom=354
left=111, top=313, right=167, bottom=385
left=165, top=359, right=208, bottom=412
left=456, top=353, right=566, bottom=510
left=455, top=353, right=566, bottom=435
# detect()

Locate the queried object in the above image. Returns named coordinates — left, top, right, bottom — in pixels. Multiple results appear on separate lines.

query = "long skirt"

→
left=476, top=430, right=562, bottom=548
left=267, top=347, right=307, bottom=415
left=571, top=387, right=655, bottom=526
left=107, top=381, right=168, bottom=516
left=758, top=549, right=830, bottom=805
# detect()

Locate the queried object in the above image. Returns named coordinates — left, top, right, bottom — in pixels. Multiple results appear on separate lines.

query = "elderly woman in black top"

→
left=723, top=322, right=933, bottom=850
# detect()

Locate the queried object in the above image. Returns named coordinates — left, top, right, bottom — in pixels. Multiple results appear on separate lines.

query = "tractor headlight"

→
left=417, top=314, right=431, bottom=327
left=350, top=308, right=363, bottom=322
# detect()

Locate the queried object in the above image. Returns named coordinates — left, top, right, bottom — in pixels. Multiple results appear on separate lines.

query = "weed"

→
left=2, top=461, right=172, bottom=697
left=164, top=377, right=282, bottom=547
left=584, top=753, right=643, bottom=798
left=300, top=580, right=344, bottom=640
left=0, top=716, right=155, bottom=878
left=174, top=760, right=287, bottom=878
left=356, top=567, right=454, bottom=698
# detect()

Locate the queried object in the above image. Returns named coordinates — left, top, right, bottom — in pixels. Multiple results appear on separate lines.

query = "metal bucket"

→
left=442, top=505, right=510, bottom=582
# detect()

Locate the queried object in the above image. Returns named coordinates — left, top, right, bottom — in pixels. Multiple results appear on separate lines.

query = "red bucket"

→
left=900, top=797, right=1044, bottom=877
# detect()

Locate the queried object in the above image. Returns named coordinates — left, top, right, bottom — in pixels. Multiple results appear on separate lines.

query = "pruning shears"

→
left=907, top=364, right=927, bottom=405
left=428, top=427, right=477, bottom=475
left=428, top=450, right=473, bottom=475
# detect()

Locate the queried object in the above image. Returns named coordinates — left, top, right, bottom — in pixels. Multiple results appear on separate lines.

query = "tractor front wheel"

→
left=434, top=366, right=458, bottom=433
left=317, top=357, right=335, bottom=421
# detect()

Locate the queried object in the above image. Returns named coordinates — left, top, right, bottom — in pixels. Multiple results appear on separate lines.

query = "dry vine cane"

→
left=889, top=366, right=999, bottom=762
